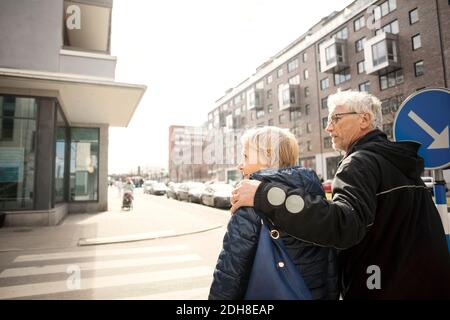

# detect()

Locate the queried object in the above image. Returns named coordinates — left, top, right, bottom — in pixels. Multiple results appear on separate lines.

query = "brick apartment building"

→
left=168, top=125, right=208, bottom=182
left=205, top=0, right=449, bottom=182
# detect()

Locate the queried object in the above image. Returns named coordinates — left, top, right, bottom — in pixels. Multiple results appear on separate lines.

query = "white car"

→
left=421, top=177, right=434, bottom=194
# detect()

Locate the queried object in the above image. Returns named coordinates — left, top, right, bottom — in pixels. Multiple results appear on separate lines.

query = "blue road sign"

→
left=393, top=88, right=450, bottom=170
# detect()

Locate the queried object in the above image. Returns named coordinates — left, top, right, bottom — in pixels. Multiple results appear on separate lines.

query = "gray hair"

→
left=327, top=90, right=383, bottom=130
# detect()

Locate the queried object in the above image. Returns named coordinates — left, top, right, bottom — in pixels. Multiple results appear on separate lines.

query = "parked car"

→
left=166, top=182, right=181, bottom=200
left=143, top=180, right=156, bottom=194
left=187, top=183, right=207, bottom=203
left=322, top=179, right=333, bottom=193
left=421, top=177, right=434, bottom=194
left=150, top=182, right=167, bottom=195
left=177, top=182, right=204, bottom=202
left=201, top=183, right=233, bottom=209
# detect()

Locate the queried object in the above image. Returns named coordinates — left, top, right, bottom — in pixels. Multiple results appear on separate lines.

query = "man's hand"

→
left=230, top=179, right=261, bottom=214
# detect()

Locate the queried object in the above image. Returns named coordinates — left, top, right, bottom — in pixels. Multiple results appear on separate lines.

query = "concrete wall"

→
left=0, top=0, right=62, bottom=72
left=4, top=204, right=68, bottom=227
left=59, top=53, right=116, bottom=79
left=68, top=123, right=109, bottom=213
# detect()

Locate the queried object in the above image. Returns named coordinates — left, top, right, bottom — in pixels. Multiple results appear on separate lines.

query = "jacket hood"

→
left=350, top=129, right=424, bottom=179
left=250, top=166, right=325, bottom=197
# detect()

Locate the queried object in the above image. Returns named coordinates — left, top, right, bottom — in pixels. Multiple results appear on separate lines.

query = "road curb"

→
left=77, top=224, right=225, bottom=246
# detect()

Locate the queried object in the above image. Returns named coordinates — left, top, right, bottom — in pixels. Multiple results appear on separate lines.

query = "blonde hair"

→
left=240, top=126, right=299, bottom=169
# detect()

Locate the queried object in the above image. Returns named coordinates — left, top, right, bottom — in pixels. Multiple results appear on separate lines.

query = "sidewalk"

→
left=0, top=189, right=229, bottom=252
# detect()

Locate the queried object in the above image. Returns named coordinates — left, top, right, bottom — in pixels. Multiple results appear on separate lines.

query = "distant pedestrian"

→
left=116, top=179, right=123, bottom=198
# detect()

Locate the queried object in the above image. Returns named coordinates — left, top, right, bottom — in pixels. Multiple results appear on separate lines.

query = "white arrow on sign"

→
left=408, top=111, right=449, bottom=149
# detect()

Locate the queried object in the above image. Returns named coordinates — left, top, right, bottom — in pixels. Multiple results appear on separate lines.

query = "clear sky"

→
left=108, top=0, right=353, bottom=174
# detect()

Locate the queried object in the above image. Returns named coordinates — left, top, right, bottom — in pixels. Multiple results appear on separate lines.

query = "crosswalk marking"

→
left=1, top=254, right=202, bottom=278
left=0, top=266, right=212, bottom=300
left=116, top=287, right=210, bottom=300
left=14, top=245, right=187, bottom=263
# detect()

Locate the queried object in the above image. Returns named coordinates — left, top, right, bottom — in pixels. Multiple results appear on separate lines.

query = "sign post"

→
left=393, top=88, right=450, bottom=251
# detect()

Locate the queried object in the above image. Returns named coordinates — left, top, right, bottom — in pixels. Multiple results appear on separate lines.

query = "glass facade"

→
left=55, top=107, right=68, bottom=203
left=70, top=128, right=99, bottom=201
left=0, top=96, right=37, bottom=210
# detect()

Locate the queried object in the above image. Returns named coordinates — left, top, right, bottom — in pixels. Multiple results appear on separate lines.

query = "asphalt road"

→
left=0, top=190, right=231, bottom=300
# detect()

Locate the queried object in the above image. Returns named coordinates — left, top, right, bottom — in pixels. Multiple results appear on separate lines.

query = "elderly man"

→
left=231, top=90, right=450, bottom=299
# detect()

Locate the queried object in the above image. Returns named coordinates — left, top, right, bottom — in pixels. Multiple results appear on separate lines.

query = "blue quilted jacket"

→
left=208, top=166, right=339, bottom=300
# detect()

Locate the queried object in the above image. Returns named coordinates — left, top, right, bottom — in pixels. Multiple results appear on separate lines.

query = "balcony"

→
left=278, top=84, right=300, bottom=111
left=319, top=37, right=348, bottom=73
left=246, top=88, right=264, bottom=110
left=364, top=32, right=400, bottom=75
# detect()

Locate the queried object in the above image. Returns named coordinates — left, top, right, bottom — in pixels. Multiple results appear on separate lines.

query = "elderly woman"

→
left=208, top=126, right=338, bottom=300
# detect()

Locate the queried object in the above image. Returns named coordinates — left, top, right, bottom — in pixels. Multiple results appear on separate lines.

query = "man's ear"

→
left=361, top=112, right=372, bottom=129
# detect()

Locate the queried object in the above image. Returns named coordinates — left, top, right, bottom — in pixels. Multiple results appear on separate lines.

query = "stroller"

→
left=122, top=191, right=134, bottom=210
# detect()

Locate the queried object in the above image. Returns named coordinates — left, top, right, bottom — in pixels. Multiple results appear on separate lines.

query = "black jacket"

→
left=208, top=166, right=339, bottom=300
left=254, top=130, right=450, bottom=299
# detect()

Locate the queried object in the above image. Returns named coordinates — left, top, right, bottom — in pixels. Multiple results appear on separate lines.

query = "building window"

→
left=381, top=95, right=403, bottom=115
left=305, top=105, right=310, bottom=115
left=0, top=96, right=37, bottom=210
left=375, top=20, right=399, bottom=35
left=380, top=69, right=404, bottom=90
left=268, top=119, right=274, bottom=126
left=302, top=52, right=308, bottom=63
left=303, top=69, right=309, bottom=80
left=334, top=68, right=351, bottom=85
left=324, top=137, right=332, bottom=149
left=266, top=74, right=273, bottom=84
left=372, top=40, right=387, bottom=66
left=256, top=110, right=265, bottom=119
left=70, top=128, right=99, bottom=201
left=325, top=43, right=344, bottom=65
left=373, top=0, right=396, bottom=21
left=267, top=104, right=273, bottom=113
left=414, top=60, right=424, bottom=77
left=266, top=89, right=272, bottom=99
left=289, top=75, right=300, bottom=85
left=321, top=97, right=328, bottom=109
left=290, top=110, right=301, bottom=121
left=383, top=123, right=393, bottom=139
left=307, top=141, right=312, bottom=151
left=277, top=68, right=284, bottom=78
left=409, top=8, right=419, bottom=25
left=320, top=78, right=329, bottom=90
left=279, top=113, right=286, bottom=124
left=355, top=37, right=366, bottom=52
left=306, top=123, right=312, bottom=133
left=322, top=117, right=328, bottom=129
left=288, top=59, right=299, bottom=72
left=334, top=27, right=348, bottom=40
left=412, top=34, right=422, bottom=50
left=357, top=60, right=366, bottom=74
left=304, top=87, right=310, bottom=97
left=55, top=107, right=68, bottom=203
left=354, top=15, right=366, bottom=31
left=359, top=81, right=370, bottom=92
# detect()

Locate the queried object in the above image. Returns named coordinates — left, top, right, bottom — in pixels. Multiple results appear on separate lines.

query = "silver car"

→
left=201, top=183, right=233, bottom=209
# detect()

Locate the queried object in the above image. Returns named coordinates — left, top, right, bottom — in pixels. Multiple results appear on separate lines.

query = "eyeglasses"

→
left=327, top=112, right=360, bottom=126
